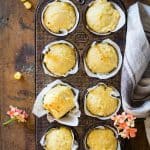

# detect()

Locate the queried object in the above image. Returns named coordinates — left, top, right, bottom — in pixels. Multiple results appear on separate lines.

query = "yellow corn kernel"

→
left=14, top=72, right=22, bottom=80
left=24, top=1, right=32, bottom=9
left=21, top=0, right=26, bottom=2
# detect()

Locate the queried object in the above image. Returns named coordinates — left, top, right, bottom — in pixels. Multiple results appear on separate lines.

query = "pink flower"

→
left=3, top=105, right=28, bottom=126
left=120, top=128, right=137, bottom=139
left=111, top=112, right=128, bottom=125
left=118, top=122, right=128, bottom=130
left=126, top=113, right=136, bottom=121
left=111, top=112, right=137, bottom=139
left=128, top=128, right=137, bottom=138
left=119, top=131, right=129, bottom=139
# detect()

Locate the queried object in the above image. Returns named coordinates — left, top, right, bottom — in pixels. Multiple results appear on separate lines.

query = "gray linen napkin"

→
left=121, top=2, right=150, bottom=144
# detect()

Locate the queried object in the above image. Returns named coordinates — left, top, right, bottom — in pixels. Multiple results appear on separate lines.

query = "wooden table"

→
left=0, top=0, right=149, bottom=150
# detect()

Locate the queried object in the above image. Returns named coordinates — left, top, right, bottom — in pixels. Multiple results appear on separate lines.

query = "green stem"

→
left=3, top=118, right=16, bottom=126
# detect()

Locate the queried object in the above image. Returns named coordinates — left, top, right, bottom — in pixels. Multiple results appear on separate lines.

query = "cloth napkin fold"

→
left=121, top=2, right=150, bottom=144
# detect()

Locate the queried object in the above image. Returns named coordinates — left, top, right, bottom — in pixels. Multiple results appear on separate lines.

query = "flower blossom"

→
left=3, top=105, right=28, bottom=126
left=111, top=112, right=137, bottom=139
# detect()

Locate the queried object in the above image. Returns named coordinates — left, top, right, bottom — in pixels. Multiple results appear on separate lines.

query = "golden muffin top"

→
left=43, top=1, right=76, bottom=33
left=86, top=84, right=119, bottom=117
left=43, top=85, right=75, bottom=119
left=45, top=126, right=73, bottom=150
left=86, top=0, right=120, bottom=33
left=85, top=42, right=118, bottom=74
left=86, top=127, right=117, bottom=150
left=43, top=43, right=76, bottom=76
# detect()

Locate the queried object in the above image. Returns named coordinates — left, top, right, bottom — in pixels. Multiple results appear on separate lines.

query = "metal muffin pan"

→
left=35, top=0, right=127, bottom=149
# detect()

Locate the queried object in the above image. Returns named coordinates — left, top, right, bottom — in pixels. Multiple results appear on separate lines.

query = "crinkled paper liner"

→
left=84, top=38, right=122, bottom=79
left=84, top=82, right=121, bottom=120
left=32, top=79, right=81, bottom=126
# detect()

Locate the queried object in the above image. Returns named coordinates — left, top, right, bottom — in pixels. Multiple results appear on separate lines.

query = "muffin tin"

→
left=35, top=0, right=127, bottom=149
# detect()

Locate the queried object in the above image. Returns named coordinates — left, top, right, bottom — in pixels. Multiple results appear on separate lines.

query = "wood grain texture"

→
left=0, top=0, right=37, bottom=150
left=0, top=0, right=149, bottom=150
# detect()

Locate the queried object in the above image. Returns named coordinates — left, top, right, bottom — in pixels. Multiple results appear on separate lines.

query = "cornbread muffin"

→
left=86, top=127, right=117, bottom=150
left=43, top=85, right=75, bottom=119
left=43, top=43, right=76, bottom=76
left=85, top=42, right=118, bottom=74
left=45, top=127, right=74, bottom=150
left=86, top=0, right=120, bottom=34
left=43, top=1, right=76, bottom=33
left=86, top=84, right=119, bottom=117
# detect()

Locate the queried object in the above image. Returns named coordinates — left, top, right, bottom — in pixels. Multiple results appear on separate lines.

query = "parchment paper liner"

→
left=84, top=82, right=121, bottom=120
left=32, top=79, right=81, bottom=126
left=84, top=39, right=122, bottom=79
left=85, top=0, right=126, bottom=35
left=41, top=0, right=79, bottom=36
left=40, top=124, right=79, bottom=150
left=84, top=125, right=121, bottom=150
left=42, top=40, right=79, bottom=77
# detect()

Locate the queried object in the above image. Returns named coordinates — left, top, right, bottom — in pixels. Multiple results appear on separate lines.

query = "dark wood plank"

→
left=0, top=0, right=37, bottom=150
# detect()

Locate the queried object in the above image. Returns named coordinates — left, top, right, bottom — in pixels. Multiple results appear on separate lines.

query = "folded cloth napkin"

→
left=121, top=2, right=150, bottom=144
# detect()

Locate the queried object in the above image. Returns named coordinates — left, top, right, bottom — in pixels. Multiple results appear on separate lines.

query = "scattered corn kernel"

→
left=14, top=72, right=22, bottom=80
left=24, top=1, right=32, bottom=9
left=21, top=0, right=26, bottom=2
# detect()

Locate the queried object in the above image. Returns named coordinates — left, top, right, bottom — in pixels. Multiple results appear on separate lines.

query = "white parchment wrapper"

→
left=84, top=39, right=122, bottom=79
left=84, top=126, right=121, bottom=150
left=86, top=0, right=126, bottom=35
left=84, top=82, right=121, bottom=120
left=32, top=80, right=81, bottom=126
left=42, top=40, right=79, bottom=77
left=41, top=0, right=79, bottom=36
left=40, top=127, right=79, bottom=150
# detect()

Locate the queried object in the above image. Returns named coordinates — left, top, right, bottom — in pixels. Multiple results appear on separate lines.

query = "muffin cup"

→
left=41, top=0, right=79, bottom=36
left=85, top=0, right=126, bottom=35
left=83, top=39, right=123, bottom=79
left=40, top=123, right=79, bottom=150
left=84, top=125, right=121, bottom=150
left=84, top=82, right=121, bottom=120
left=42, top=40, right=79, bottom=77
left=32, top=79, right=81, bottom=126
